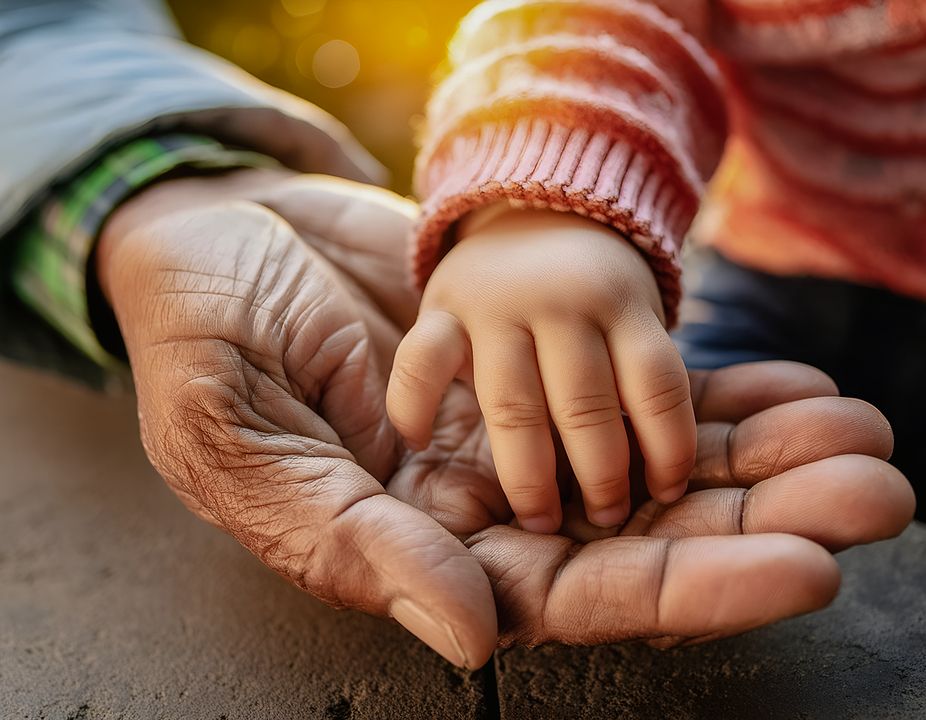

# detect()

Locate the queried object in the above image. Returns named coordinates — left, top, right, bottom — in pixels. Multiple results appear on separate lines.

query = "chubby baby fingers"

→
left=387, top=311, right=471, bottom=451
left=473, top=327, right=562, bottom=534
left=534, top=325, right=631, bottom=529
left=609, top=320, right=697, bottom=504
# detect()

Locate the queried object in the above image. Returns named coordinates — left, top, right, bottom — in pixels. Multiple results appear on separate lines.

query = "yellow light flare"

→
left=405, top=26, right=429, bottom=50
left=167, top=0, right=483, bottom=194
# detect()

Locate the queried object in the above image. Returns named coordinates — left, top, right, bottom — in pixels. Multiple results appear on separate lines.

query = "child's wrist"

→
left=457, top=201, right=515, bottom=237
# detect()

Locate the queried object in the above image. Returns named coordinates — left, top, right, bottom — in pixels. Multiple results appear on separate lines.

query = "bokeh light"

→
left=167, top=0, right=481, bottom=195
left=295, top=33, right=331, bottom=78
left=270, top=3, right=323, bottom=36
left=281, top=0, right=327, bottom=16
left=313, top=39, right=360, bottom=88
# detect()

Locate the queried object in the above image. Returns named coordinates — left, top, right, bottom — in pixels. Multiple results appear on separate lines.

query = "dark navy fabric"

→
left=673, top=249, right=926, bottom=518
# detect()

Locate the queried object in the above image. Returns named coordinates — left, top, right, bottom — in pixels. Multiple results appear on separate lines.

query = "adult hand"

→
left=390, top=361, right=915, bottom=647
left=97, top=169, right=497, bottom=668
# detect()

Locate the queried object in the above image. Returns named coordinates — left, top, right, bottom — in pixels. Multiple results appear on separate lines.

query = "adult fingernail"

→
left=519, top=514, right=559, bottom=534
left=391, top=598, right=468, bottom=668
left=591, top=499, right=630, bottom=528
left=656, top=480, right=688, bottom=504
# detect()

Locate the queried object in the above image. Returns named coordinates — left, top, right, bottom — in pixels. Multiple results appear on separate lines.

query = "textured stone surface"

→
left=0, top=359, right=487, bottom=719
left=494, top=525, right=926, bottom=720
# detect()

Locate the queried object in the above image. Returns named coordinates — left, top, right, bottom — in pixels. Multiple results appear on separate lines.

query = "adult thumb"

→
left=223, top=456, right=498, bottom=669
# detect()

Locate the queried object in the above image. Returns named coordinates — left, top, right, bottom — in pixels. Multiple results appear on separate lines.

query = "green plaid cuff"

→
left=12, top=134, right=277, bottom=368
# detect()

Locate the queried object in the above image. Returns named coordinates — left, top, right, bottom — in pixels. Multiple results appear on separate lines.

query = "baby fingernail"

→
left=391, top=598, right=469, bottom=668
left=404, top=438, right=427, bottom=453
left=656, top=480, right=688, bottom=504
left=591, top=500, right=630, bottom=528
left=519, top=514, right=559, bottom=534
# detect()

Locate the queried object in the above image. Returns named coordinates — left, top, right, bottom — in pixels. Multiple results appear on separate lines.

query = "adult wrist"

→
left=12, top=135, right=280, bottom=369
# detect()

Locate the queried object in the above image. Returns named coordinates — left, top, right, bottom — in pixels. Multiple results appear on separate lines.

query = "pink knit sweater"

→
left=412, top=0, right=926, bottom=326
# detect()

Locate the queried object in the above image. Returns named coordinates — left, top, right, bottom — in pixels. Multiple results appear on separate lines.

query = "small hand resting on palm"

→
left=388, top=206, right=696, bottom=533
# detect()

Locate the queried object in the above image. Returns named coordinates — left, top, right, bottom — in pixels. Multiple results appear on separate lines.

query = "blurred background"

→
left=166, top=0, right=482, bottom=196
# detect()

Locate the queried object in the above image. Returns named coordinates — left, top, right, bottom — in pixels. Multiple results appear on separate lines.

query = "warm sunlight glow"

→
left=169, top=0, right=482, bottom=195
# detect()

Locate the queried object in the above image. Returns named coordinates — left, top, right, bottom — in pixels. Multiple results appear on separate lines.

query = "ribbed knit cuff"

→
left=413, top=118, right=698, bottom=327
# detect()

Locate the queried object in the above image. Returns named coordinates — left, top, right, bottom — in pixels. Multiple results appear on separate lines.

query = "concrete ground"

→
left=1, top=356, right=924, bottom=719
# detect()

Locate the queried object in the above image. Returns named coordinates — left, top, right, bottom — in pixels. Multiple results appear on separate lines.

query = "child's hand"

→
left=387, top=207, right=695, bottom=533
